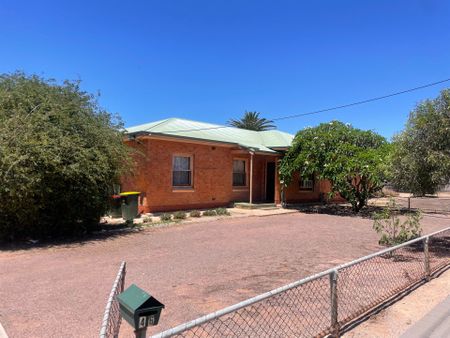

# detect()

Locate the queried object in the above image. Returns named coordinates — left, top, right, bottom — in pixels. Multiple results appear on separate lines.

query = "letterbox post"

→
left=134, top=327, right=147, bottom=338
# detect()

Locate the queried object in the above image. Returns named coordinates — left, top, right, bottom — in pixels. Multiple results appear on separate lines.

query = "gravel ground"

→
left=0, top=211, right=449, bottom=337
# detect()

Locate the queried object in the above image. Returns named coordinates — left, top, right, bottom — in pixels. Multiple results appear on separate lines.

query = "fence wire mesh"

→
left=429, top=228, right=450, bottom=273
left=369, top=196, right=450, bottom=214
left=171, top=275, right=331, bottom=338
left=99, top=262, right=126, bottom=338
left=152, top=227, right=450, bottom=338
left=338, top=242, right=425, bottom=324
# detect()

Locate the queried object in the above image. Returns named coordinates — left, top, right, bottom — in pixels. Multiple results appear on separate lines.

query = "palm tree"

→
left=228, top=111, right=276, bottom=131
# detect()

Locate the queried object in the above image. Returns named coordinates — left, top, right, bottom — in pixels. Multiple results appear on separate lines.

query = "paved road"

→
left=400, top=295, right=450, bottom=338
left=1, top=212, right=448, bottom=337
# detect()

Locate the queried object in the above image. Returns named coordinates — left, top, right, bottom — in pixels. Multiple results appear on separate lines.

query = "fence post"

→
left=121, top=263, right=126, bottom=292
left=424, top=237, right=431, bottom=281
left=408, top=197, right=411, bottom=211
left=330, top=269, right=339, bottom=335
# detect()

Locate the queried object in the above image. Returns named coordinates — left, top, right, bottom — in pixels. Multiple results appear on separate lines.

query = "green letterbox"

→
left=117, top=284, right=165, bottom=330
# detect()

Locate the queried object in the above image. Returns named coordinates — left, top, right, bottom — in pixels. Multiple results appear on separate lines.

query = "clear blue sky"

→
left=1, top=0, right=450, bottom=139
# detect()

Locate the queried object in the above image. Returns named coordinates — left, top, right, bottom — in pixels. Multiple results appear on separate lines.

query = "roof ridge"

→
left=165, top=117, right=265, bottom=135
left=168, top=117, right=224, bottom=127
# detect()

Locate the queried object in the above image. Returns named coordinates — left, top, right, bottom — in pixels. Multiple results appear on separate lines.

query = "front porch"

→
left=232, top=150, right=282, bottom=205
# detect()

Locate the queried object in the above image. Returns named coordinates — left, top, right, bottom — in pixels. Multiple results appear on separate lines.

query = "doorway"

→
left=266, top=162, right=275, bottom=202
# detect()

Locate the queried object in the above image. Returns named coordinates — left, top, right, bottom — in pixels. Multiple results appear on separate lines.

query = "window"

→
left=173, top=156, right=192, bottom=187
left=299, top=174, right=314, bottom=191
left=233, top=159, right=246, bottom=186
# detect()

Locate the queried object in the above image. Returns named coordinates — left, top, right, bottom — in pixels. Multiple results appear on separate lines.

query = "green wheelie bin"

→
left=120, top=192, right=140, bottom=222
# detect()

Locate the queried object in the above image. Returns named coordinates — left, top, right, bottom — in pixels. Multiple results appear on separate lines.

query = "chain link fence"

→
left=370, top=196, right=450, bottom=214
left=99, top=261, right=126, bottom=338
left=151, top=227, right=450, bottom=338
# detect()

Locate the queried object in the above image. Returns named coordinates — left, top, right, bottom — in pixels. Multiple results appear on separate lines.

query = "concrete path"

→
left=400, top=295, right=450, bottom=338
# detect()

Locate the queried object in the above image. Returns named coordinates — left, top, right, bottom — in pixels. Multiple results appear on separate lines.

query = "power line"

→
left=272, top=77, right=450, bottom=121
left=142, top=77, right=450, bottom=134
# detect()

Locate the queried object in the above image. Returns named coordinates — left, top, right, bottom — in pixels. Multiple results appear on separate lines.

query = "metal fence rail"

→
left=99, top=261, right=127, bottom=338
left=151, top=227, right=450, bottom=338
left=370, top=196, right=450, bottom=214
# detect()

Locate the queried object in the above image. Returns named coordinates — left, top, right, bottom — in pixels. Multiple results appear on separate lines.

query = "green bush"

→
left=159, top=213, right=172, bottom=222
left=279, top=121, right=389, bottom=212
left=189, top=210, right=201, bottom=217
left=215, top=208, right=230, bottom=216
left=0, top=72, right=131, bottom=241
left=173, top=211, right=187, bottom=220
left=202, top=210, right=217, bottom=216
left=373, top=198, right=422, bottom=246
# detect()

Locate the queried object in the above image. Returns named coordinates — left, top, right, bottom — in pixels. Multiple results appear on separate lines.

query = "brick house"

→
left=121, top=118, right=338, bottom=213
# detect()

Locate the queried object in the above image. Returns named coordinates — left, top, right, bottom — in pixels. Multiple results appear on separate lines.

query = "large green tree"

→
left=279, top=121, right=389, bottom=212
left=389, top=89, right=450, bottom=196
left=228, top=111, right=275, bottom=131
left=0, top=72, right=131, bottom=240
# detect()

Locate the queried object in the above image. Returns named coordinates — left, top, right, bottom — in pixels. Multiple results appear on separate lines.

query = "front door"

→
left=266, top=162, right=275, bottom=202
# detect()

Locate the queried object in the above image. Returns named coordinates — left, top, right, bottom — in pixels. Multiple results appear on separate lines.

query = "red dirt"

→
left=0, top=212, right=448, bottom=337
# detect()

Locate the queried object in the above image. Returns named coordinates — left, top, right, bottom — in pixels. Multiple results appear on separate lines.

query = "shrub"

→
left=372, top=198, right=422, bottom=246
left=143, top=216, right=152, bottom=224
left=215, top=208, right=230, bottom=216
left=173, top=211, right=187, bottom=220
left=0, top=72, right=131, bottom=241
left=190, top=210, right=201, bottom=218
left=279, top=121, right=389, bottom=212
left=159, top=213, right=172, bottom=222
left=202, top=210, right=217, bottom=216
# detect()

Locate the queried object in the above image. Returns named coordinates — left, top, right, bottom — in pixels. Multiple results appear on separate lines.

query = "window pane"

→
left=233, top=160, right=245, bottom=173
left=173, top=171, right=191, bottom=186
left=299, top=175, right=314, bottom=190
left=233, top=173, right=246, bottom=186
left=173, top=156, right=190, bottom=171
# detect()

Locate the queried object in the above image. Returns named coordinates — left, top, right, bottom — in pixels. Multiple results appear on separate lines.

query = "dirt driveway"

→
left=1, top=212, right=449, bottom=337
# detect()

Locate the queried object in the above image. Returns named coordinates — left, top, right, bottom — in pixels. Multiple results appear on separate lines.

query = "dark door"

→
left=266, top=162, right=275, bottom=202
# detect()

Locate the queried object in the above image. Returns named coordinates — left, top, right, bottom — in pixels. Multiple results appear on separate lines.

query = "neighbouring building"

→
left=121, top=118, right=339, bottom=213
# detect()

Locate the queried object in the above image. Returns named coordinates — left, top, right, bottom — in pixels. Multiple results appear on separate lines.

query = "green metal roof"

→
left=126, top=118, right=294, bottom=153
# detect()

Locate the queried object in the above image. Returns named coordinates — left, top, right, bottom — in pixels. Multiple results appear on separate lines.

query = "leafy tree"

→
left=228, top=111, right=275, bottom=131
left=279, top=121, right=389, bottom=212
left=0, top=72, right=131, bottom=240
left=389, top=89, right=450, bottom=196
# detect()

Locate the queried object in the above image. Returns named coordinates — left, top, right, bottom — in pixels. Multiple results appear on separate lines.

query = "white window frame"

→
left=172, top=154, right=193, bottom=189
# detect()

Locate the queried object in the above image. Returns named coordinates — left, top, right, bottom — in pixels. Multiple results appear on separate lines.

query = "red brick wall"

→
left=284, top=171, right=345, bottom=203
left=121, top=138, right=278, bottom=212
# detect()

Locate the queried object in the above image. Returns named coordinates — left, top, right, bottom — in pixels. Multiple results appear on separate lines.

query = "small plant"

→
left=143, top=216, right=153, bottom=224
left=215, top=208, right=230, bottom=216
left=160, top=213, right=172, bottom=222
left=373, top=198, right=422, bottom=246
left=173, top=211, right=187, bottom=220
left=190, top=210, right=201, bottom=217
left=202, top=209, right=217, bottom=216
